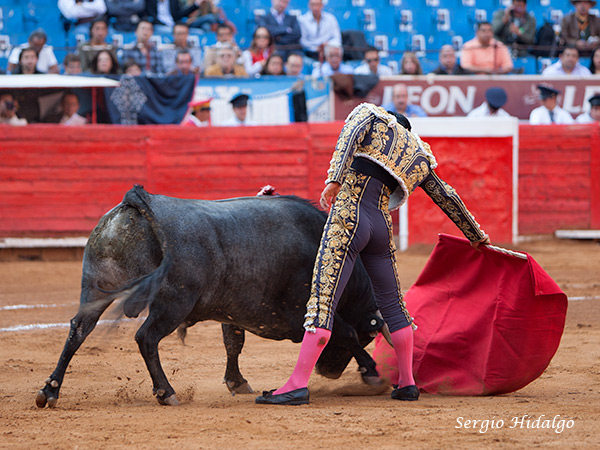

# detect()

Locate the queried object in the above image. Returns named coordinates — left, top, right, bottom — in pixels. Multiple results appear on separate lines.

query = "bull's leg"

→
left=36, top=297, right=113, bottom=408
left=327, top=315, right=383, bottom=386
left=134, top=303, right=191, bottom=406
left=221, top=324, right=253, bottom=394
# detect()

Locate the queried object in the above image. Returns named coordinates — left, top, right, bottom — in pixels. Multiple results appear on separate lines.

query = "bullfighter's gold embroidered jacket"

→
left=327, top=103, right=486, bottom=242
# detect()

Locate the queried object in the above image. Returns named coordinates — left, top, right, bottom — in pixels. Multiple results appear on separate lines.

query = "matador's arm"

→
left=420, top=170, right=488, bottom=243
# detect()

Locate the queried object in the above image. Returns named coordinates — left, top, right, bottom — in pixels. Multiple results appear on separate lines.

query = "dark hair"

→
left=217, top=23, right=234, bottom=34
left=250, top=26, right=273, bottom=52
left=477, top=21, right=492, bottom=30
left=387, top=111, right=412, bottom=131
left=590, top=47, right=600, bottom=74
left=175, top=49, right=192, bottom=62
left=89, top=19, right=108, bottom=34
left=560, top=44, right=579, bottom=56
left=261, top=52, right=285, bottom=75
left=63, top=53, right=80, bottom=66
left=91, top=50, right=120, bottom=74
left=19, top=47, right=37, bottom=63
left=122, top=58, right=141, bottom=73
left=173, top=22, right=189, bottom=31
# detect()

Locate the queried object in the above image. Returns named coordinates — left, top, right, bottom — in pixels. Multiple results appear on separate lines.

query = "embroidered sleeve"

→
left=420, top=171, right=487, bottom=242
left=326, top=105, right=374, bottom=184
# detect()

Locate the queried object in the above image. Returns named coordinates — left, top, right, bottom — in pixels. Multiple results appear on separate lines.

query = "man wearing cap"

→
left=541, top=46, right=592, bottom=76
left=467, top=87, right=511, bottom=117
left=222, top=93, right=257, bottom=126
left=183, top=98, right=212, bottom=126
left=529, top=85, right=574, bottom=125
left=560, top=0, right=600, bottom=56
left=576, top=94, right=600, bottom=123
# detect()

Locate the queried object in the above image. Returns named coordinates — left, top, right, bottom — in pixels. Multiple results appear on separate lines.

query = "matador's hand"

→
left=470, top=234, right=491, bottom=250
left=320, top=182, right=341, bottom=210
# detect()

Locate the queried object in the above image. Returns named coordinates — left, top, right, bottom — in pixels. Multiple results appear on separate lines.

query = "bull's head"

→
left=315, top=312, right=386, bottom=382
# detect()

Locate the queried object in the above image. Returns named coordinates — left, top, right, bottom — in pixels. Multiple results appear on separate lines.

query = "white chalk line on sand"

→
left=1, top=296, right=598, bottom=334
left=0, top=317, right=144, bottom=333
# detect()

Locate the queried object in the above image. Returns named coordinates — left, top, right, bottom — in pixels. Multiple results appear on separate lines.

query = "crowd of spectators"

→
left=2, top=0, right=600, bottom=79
left=1, top=0, right=600, bottom=126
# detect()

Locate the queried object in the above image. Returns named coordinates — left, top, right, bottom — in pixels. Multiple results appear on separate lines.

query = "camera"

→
left=3, top=100, right=15, bottom=111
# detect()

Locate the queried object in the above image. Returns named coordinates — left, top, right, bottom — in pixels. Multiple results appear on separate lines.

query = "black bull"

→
left=36, top=185, right=386, bottom=408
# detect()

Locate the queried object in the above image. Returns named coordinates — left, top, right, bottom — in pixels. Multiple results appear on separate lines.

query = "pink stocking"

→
left=274, top=328, right=332, bottom=394
left=390, top=326, right=415, bottom=388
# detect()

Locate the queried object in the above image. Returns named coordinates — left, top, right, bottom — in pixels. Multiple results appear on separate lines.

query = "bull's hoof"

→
left=361, top=375, right=385, bottom=386
left=232, top=382, right=254, bottom=395
left=156, top=394, right=179, bottom=406
left=35, top=389, right=48, bottom=408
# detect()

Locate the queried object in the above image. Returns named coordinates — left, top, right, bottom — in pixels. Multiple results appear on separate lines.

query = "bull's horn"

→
left=375, top=311, right=394, bottom=348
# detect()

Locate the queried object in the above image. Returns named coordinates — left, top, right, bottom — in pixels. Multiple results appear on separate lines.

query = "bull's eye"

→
left=370, top=319, right=377, bottom=326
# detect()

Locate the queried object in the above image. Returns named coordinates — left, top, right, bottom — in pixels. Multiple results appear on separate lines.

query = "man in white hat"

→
left=529, top=85, right=574, bottom=125
left=560, top=0, right=600, bottom=55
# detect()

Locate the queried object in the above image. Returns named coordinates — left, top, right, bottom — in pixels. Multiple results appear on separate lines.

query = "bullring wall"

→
left=1, top=122, right=598, bottom=246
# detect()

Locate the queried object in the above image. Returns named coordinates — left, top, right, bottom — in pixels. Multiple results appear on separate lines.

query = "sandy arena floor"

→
left=0, top=238, right=598, bottom=449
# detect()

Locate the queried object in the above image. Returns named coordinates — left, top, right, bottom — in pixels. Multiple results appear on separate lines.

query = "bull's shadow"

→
left=36, top=186, right=385, bottom=407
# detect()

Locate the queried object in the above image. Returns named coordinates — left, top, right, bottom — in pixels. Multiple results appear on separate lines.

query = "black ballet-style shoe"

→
left=391, top=384, right=420, bottom=401
left=255, top=387, right=310, bottom=405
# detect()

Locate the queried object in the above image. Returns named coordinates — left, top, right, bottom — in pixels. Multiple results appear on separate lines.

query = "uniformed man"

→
left=576, top=94, right=600, bottom=123
left=529, top=85, right=574, bottom=125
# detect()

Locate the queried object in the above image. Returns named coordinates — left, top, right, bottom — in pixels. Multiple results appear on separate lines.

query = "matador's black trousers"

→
left=304, top=166, right=414, bottom=334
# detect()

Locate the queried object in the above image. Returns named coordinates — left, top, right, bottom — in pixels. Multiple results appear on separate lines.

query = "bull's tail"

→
left=96, top=185, right=172, bottom=318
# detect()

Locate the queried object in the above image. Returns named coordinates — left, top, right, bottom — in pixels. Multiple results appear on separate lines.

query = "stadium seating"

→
left=0, top=0, right=596, bottom=74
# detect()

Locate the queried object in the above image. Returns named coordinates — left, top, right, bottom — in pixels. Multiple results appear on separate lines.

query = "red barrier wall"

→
left=519, top=123, right=600, bottom=234
left=1, top=122, right=598, bottom=243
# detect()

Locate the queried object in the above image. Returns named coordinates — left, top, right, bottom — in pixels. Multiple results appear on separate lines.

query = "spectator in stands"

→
left=167, top=49, right=197, bottom=75
left=542, top=46, right=592, bottom=76
left=461, top=22, right=514, bottom=74
left=258, top=0, right=302, bottom=58
left=467, top=87, right=511, bottom=117
left=185, top=0, right=233, bottom=33
left=588, top=46, right=600, bottom=73
left=204, top=44, right=247, bottom=77
left=492, top=0, right=536, bottom=57
left=0, top=93, right=28, bottom=126
left=222, top=93, right=257, bottom=126
left=576, top=94, right=600, bottom=122
left=118, top=20, right=165, bottom=75
left=183, top=97, right=212, bottom=126
left=381, top=83, right=427, bottom=117
left=560, top=0, right=600, bottom=56
left=529, top=85, right=574, bottom=124
left=78, top=20, right=118, bottom=73
left=7, top=29, right=59, bottom=74
left=311, top=43, right=353, bottom=77
left=203, top=23, right=241, bottom=68
left=123, top=59, right=143, bottom=75
left=242, top=27, right=275, bottom=77
left=145, top=0, right=200, bottom=32
left=285, top=52, right=305, bottom=76
left=261, top=53, right=285, bottom=75
left=63, top=54, right=82, bottom=75
left=59, top=91, right=88, bottom=125
left=431, top=45, right=472, bottom=75
left=105, top=0, right=146, bottom=32
left=11, top=48, right=42, bottom=75
left=91, top=49, right=121, bottom=75
left=353, top=46, right=392, bottom=76
left=161, top=23, right=202, bottom=75
left=298, top=0, right=341, bottom=60
left=58, top=0, right=107, bottom=34
left=399, top=51, right=423, bottom=75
